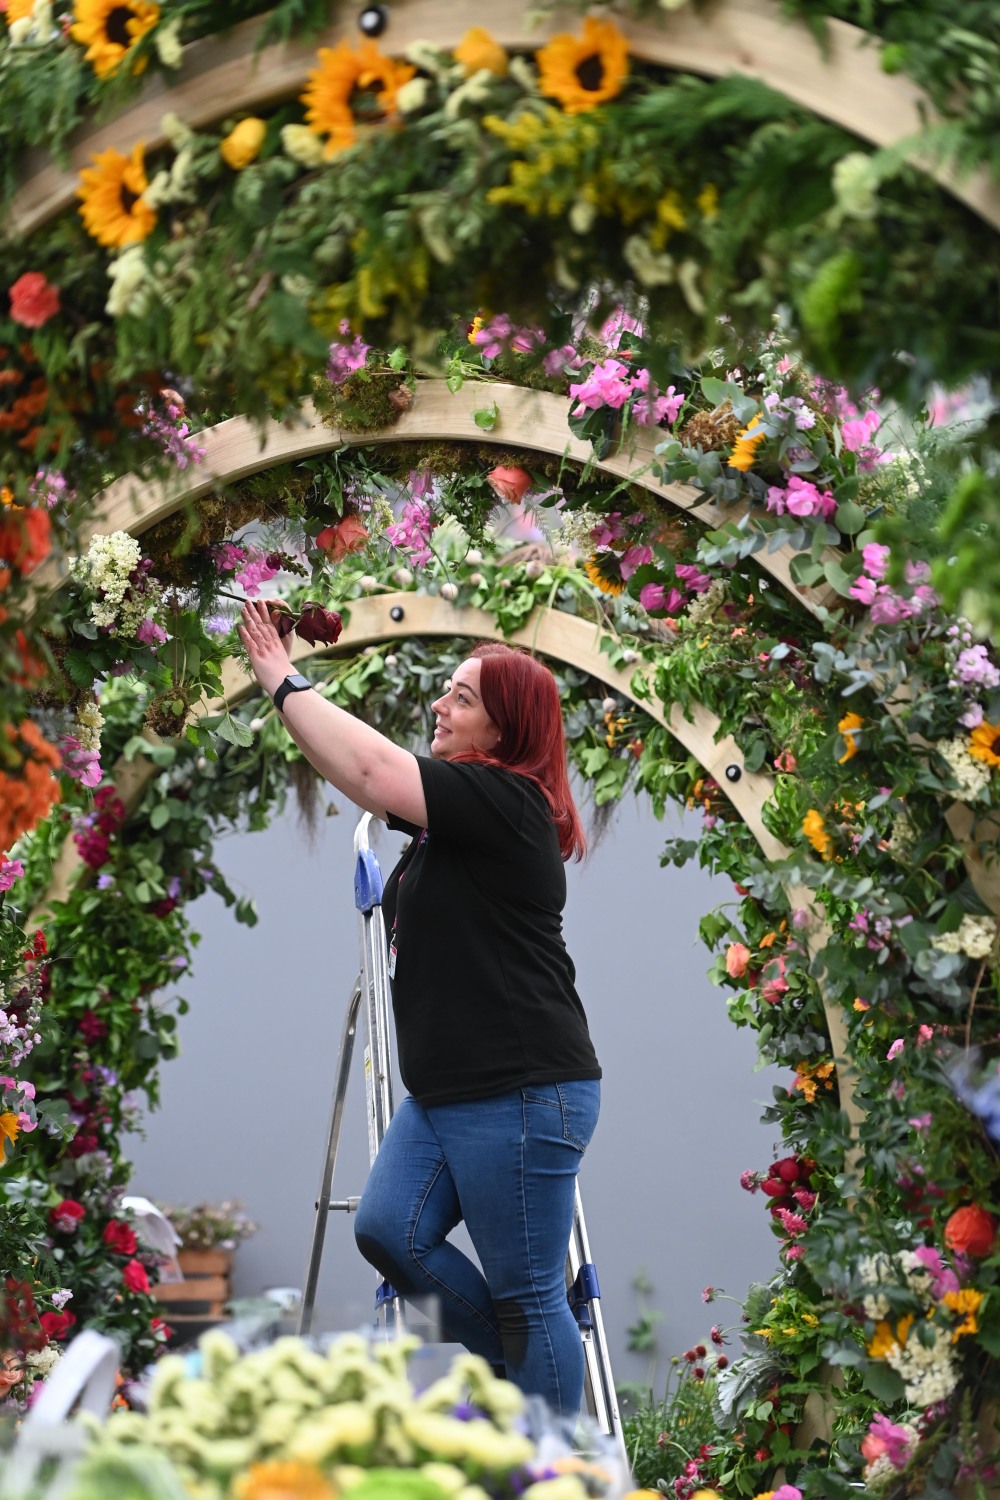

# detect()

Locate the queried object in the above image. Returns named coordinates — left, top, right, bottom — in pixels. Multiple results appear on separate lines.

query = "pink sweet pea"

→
left=861, top=1414, right=915, bottom=1471
left=620, top=544, right=653, bottom=579
left=0, top=860, right=24, bottom=893
left=639, top=583, right=683, bottom=614
left=912, top=1244, right=959, bottom=1297
left=887, top=1038, right=905, bottom=1060
left=849, top=574, right=878, bottom=606
left=568, top=358, right=633, bottom=414
left=841, top=410, right=881, bottom=452
left=862, top=543, right=890, bottom=580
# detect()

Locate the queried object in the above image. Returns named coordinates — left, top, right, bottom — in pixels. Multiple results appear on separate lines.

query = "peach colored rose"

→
left=315, top=513, right=368, bottom=561
left=725, top=942, right=751, bottom=978
left=486, top=466, right=532, bottom=505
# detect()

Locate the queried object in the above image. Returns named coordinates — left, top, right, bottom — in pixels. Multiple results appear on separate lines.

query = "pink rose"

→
left=725, top=943, right=751, bottom=978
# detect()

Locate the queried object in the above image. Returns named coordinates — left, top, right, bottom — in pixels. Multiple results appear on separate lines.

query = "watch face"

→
left=288, top=674, right=311, bottom=689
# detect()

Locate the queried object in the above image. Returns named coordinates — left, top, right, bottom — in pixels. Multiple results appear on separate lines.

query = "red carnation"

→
left=944, top=1203, right=997, bottom=1258
left=102, top=1219, right=138, bottom=1256
left=49, top=1199, right=85, bottom=1233
left=39, top=1309, right=76, bottom=1341
left=295, top=602, right=343, bottom=646
left=9, top=272, right=60, bottom=330
left=122, top=1259, right=150, bottom=1294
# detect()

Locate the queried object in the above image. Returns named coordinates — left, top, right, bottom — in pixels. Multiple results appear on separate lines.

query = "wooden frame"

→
left=12, top=0, right=1000, bottom=237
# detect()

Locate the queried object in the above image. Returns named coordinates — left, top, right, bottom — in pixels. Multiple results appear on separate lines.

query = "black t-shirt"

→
left=383, top=756, right=601, bottom=1106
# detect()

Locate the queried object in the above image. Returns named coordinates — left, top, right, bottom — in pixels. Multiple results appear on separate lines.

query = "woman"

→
left=239, top=601, right=602, bottom=1417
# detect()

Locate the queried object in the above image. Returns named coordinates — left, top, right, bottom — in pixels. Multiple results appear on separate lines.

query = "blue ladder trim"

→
left=568, top=1262, right=601, bottom=1328
left=375, top=1280, right=399, bottom=1308
left=354, top=849, right=384, bottom=913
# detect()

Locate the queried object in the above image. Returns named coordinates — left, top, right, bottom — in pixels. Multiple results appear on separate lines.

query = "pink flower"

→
left=61, top=736, right=102, bottom=788
left=639, top=582, right=683, bottom=614
left=783, top=1243, right=805, bottom=1261
left=569, top=358, right=633, bottom=415
left=136, top=617, right=167, bottom=646
left=701, top=1285, right=715, bottom=1302
left=917, top=1024, right=934, bottom=1045
left=620, top=544, right=653, bottom=579
left=862, top=543, right=891, bottom=580
left=9, top=271, right=60, bottom=329
left=326, top=322, right=370, bottom=383
left=849, top=574, right=878, bottom=606
left=793, top=1188, right=817, bottom=1211
left=887, top=1038, right=905, bottom=1060
left=725, top=942, right=751, bottom=978
left=776, top=1206, right=809, bottom=1237
left=774, top=750, right=797, bottom=773
left=861, top=1414, right=915, bottom=1471
left=761, top=957, right=789, bottom=1004
left=785, top=476, right=837, bottom=519
left=674, top=563, right=711, bottom=594
left=911, top=1244, right=959, bottom=1297
left=841, top=410, right=881, bottom=452
left=386, top=498, right=435, bottom=568
left=629, top=368, right=684, bottom=426
left=485, top=466, right=532, bottom=505
left=0, top=859, right=24, bottom=893
left=739, top=1170, right=759, bottom=1193
left=771, top=1488, right=803, bottom=1500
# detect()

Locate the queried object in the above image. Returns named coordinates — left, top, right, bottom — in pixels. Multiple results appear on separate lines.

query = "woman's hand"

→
left=237, top=599, right=295, bottom=698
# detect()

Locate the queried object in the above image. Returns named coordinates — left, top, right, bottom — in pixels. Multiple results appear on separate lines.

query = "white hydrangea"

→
left=933, top=736, right=992, bottom=803
left=550, top=507, right=603, bottom=553
left=857, top=1250, right=932, bottom=1319
left=281, top=124, right=326, bottom=168
left=106, top=245, right=153, bottom=319
left=25, top=1345, right=61, bottom=1378
left=932, top=913, right=996, bottom=960
left=73, top=531, right=156, bottom=637
left=888, top=806, right=918, bottom=858
left=686, top=577, right=727, bottom=629
left=885, top=1320, right=959, bottom=1407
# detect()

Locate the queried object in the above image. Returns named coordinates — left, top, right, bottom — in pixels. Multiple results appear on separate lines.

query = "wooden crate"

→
left=156, top=1248, right=232, bottom=1325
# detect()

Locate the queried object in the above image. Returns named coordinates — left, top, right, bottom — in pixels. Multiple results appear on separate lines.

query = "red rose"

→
left=49, top=1199, right=85, bottom=1233
left=944, top=1203, right=997, bottom=1258
left=485, top=465, right=532, bottom=505
left=295, top=602, right=343, bottom=646
left=315, top=514, right=368, bottom=561
left=122, top=1259, right=150, bottom=1294
left=39, top=1309, right=76, bottom=1341
left=151, top=1315, right=173, bottom=1340
left=103, top=1219, right=138, bottom=1256
left=264, top=600, right=297, bottom=638
left=9, top=272, right=60, bottom=330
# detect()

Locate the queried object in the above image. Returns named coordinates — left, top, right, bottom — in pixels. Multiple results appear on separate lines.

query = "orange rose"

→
left=485, top=465, right=532, bottom=504
left=944, top=1204, right=996, bottom=1258
left=9, top=272, right=60, bottom=329
left=315, top=513, right=368, bottom=561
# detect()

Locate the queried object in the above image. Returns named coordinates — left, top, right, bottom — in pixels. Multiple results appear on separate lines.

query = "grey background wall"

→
left=125, top=790, right=784, bottom=1398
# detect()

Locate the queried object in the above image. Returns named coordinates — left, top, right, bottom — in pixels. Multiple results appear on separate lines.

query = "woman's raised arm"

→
left=238, top=599, right=428, bottom=826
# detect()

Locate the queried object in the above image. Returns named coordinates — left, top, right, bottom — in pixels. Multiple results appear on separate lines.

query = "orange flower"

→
left=77, top=143, right=157, bottom=249
left=727, top=414, right=767, bottom=471
left=969, top=720, right=1000, bottom=768
left=868, top=1314, right=912, bottom=1358
left=0, top=504, right=51, bottom=575
left=315, top=514, right=368, bottom=561
left=454, top=27, right=508, bottom=76
left=0, top=1113, right=20, bottom=1160
left=837, top=711, right=864, bottom=763
left=301, top=39, right=416, bottom=156
left=942, top=1287, right=983, bottom=1339
left=944, top=1203, right=996, bottom=1258
left=802, top=808, right=832, bottom=860
left=0, top=720, right=62, bottom=858
left=70, top=0, right=160, bottom=78
left=535, top=17, right=629, bottom=114
left=232, top=1462, right=336, bottom=1500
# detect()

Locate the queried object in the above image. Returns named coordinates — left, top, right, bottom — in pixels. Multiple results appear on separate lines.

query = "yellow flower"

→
left=0, top=487, right=14, bottom=506
left=758, top=931, right=778, bottom=948
left=943, top=1287, right=983, bottom=1339
left=726, top=413, right=766, bottom=471
left=837, top=711, right=864, bottom=763
left=77, top=143, right=157, bottom=249
left=868, top=1314, right=913, bottom=1358
left=70, top=0, right=160, bottom=78
left=232, top=1462, right=336, bottom=1500
left=3, top=0, right=36, bottom=22
left=467, top=314, right=484, bottom=345
left=454, top=27, right=508, bottom=76
left=584, top=555, right=625, bottom=596
left=535, top=17, right=629, bottom=114
left=853, top=996, right=869, bottom=1011
left=221, top=117, right=266, bottom=170
left=802, top=808, right=832, bottom=860
left=697, top=183, right=719, bottom=218
left=969, top=720, right=1000, bottom=768
left=301, top=38, right=416, bottom=157
left=0, top=1113, right=20, bottom=1160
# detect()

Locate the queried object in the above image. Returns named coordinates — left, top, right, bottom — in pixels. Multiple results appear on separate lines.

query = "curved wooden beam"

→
left=11, top=0, right=1000, bottom=239
left=29, top=379, right=841, bottom=619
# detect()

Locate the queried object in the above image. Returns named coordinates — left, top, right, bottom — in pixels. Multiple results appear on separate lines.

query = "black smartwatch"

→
left=272, top=673, right=313, bottom=714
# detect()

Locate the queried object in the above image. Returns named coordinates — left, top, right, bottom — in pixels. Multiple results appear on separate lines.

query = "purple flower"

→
left=327, top=321, right=371, bottom=383
left=675, top=563, right=712, bottom=593
left=386, top=497, right=435, bottom=568
left=954, top=644, right=1000, bottom=689
left=136, top=617, right=168, bottom=646
left=96, top=873, right=114, bottom=890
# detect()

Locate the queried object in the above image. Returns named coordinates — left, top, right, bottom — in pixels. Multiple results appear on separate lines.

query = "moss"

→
left=312, top=366, right=414, bottom=432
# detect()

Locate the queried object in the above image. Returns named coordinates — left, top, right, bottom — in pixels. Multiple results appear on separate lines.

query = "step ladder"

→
left=298, top=813, right=625, bottom=1456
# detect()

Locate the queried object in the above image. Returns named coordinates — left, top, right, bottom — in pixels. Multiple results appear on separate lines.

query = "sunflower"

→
left=70, top=0, right=160, bottom=78
left=77, top=143, right=157, bottom=249
left=454, top=26, right=508, bottom=76
left=969, top=719, right=1000, bottom=767
left=726, top=413, right=767, bottom=471
left=3, top=0, right=36, bottom=23
left=232, top=1462, right=335, bottom=1500
left=584, top=554, right=625, bottom=596
left=301, top=38, right=416, bottom=157
left=836, top=711, right=864, bottom=762
left=535, top=17, right=629, bottom=114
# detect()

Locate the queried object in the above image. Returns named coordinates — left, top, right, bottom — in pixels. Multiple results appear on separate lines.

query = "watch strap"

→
left=272, top=674, right=312, bottom=715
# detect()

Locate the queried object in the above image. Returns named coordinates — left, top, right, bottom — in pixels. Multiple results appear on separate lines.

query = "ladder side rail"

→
left=298, top=980, right=364, bottom=1337
left=568, top=1184, right=628, bottom=1464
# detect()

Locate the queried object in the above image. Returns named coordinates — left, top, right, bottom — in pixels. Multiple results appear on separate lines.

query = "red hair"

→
left=453, top=642, right=586, bottom=862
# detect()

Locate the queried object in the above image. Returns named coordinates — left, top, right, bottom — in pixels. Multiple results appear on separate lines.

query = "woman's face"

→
left=430, top=658, right=501, bottom=760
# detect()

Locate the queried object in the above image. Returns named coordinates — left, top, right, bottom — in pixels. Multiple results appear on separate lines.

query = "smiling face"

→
left=430, top=658, right=501, bottom=760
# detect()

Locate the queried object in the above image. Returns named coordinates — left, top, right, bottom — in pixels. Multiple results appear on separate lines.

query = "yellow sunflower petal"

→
left=454, top=27, right=508, bottom=76
left=77, top=143, right=157, bottom=249
left=535, top=17, right=629, bottom=114
left=301, top=38, right=416, bottom=157
left=70, top=0, right=160, bottom=79
left=969, top=720, right=1000, bottom=767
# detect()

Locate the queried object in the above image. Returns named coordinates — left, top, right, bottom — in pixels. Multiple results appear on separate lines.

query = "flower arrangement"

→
left=70, top=1330, right=630, bottom=1500
left=158, top=1200, right=258, bottom=1254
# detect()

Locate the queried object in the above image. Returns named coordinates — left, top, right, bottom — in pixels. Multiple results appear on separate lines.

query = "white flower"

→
left=397, top=77, right=431, bottom=114
left=686, top=577, right=727, bottom=628
left=933, top=913, right=996, bottom=960
left=161, top=112, right=193, bottom=149
left=832, top=151, right=880, bottom=221
left=402, top=1410, right=534, bottom=1467
left=933, top=736, right=992, bottom=803
left=439, top=582, right=458, bottom=602
left=281, top=124, right=327, bottom=168
left=154, top=15, right=184, bottom=67
left=106, top=246, right=153, bottom=319
left=25, top=1345, right=61, bottom=1377
left=623, top=235, right=675, bottom=288
left=75, top=696, right=104, bottom=752
left=288, top=1401, right=376, bottom=1461
left=8, top=0, right=53, bottom=47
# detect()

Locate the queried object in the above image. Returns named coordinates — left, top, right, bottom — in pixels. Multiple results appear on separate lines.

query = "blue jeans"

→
left=354, top=1080, right=600, bottom=1416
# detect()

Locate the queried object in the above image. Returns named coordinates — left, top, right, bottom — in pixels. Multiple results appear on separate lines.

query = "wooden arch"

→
left=12, top=0, right=1000, bottom=237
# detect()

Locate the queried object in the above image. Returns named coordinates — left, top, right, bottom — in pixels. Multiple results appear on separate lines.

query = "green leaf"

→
left=212, top=713, right=254, bottom=748
left=862, top=1362, right=906, bottom=1402
left=149, top=803, right=171, bottom=830
left=64, top=651, right=96, bottom=690
left=789, top=554, right=825, bottom=586
left=834, top=501, right=866, bottom=535
left=473, top=401, right=499, bottom=431
left=823, top=558, right=855, bottom=597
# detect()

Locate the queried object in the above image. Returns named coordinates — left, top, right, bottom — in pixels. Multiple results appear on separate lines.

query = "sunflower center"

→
left=119, top=184, right=139, bottom=216
left=349, top=77, right=387, bottom=120
left=574, top=52, right=605, bottom=92
left=105, top=6, right=136, bottom=47
left=991, top=734, right=1000, bottom=758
